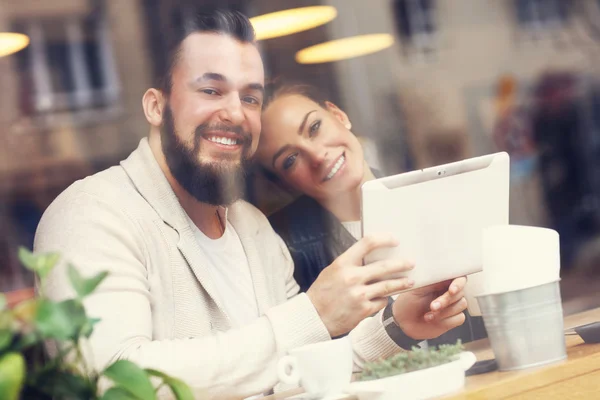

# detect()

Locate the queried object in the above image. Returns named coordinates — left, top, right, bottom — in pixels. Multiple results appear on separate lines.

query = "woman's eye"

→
left=309, top=120, right=321, bottom=137
left=282, top=154, right=298, bottom=170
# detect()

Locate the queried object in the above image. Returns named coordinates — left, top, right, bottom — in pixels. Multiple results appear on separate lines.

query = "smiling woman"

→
left=256, top=84, right=372, bottom=207
left=255, top=81, right=488, bottom=346
left=254, top=81, right=380, bottom=292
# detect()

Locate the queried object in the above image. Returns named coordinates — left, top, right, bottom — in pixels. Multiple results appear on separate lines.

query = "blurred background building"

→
left=1, top=0, right=600, bottom=310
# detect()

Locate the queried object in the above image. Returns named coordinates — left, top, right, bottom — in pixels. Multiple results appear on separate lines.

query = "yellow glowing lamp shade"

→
left=250, top=6, right=337, bottom=41
left=0, top=32, right=29, bottom=57
left=296, top=34, right=395, bottom=64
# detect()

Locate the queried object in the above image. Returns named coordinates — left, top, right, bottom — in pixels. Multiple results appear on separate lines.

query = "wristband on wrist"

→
left=382, top=299, right=423, bottom=350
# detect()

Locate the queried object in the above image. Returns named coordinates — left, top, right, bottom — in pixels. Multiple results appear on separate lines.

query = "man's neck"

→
left=148, top=133, right=224, bottom=239
left=319, top=162, right=377, bottom=222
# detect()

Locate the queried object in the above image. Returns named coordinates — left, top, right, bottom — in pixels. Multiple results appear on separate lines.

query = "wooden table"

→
left=270, top=307, right=600, bottom=400
left=445, top=307, right=600, bottom=399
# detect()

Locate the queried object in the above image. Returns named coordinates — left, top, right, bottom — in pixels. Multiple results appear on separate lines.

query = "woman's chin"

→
left=326, top=174, right=364, bottom=197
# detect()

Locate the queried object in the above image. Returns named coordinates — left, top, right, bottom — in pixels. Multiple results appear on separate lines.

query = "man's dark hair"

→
left=158, top=6, right=256, bottom=93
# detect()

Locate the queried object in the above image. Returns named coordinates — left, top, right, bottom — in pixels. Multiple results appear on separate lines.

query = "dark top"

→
left=268, top=193, right=488, bottom=346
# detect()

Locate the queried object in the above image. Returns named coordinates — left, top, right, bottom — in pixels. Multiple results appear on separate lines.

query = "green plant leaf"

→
left=358, top=340, right=464, bottom=381
left=12, top=298, right=39, bottom=324
left=103, top=360, right=156, bottom=400
left=81, top=317, right=102, bottom=338
left=18, top=248, right=60, bottom=281
left=101, top=387, right=140, bottom=400
left=35, top=300, right=72, bottom=340
left=35, top=299, right=87, bottom=341
left=14, top=331, right=39, bottom=351
left=0, top=311, right=13, bottom=329
left=18, top=247, right=37, bottom=271
left=68, top=264, right=109, bottom=298
left=0, top=330, right=13, bottom=352
left=146, top=369, right=194, bottom=400
left=29, top=368, right=95, bottom=399
left=0, top=352, right=25, bottom=400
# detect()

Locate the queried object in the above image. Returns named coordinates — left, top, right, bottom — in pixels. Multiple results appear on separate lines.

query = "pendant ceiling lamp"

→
left=250, top=6, right=337, bottom=41
left=0, top=32, right=29, bottom=57
left=295, top=33, right=394, bottom=64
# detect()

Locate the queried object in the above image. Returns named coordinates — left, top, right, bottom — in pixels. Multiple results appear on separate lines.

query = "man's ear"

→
left=325, top=101, right=352, bottom=130
left=142, top=88, right=167, bottom=127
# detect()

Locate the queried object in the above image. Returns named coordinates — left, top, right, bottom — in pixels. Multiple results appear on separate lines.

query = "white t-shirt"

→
left=185, top=209, right=259, bottom=328
left=341, top=220, right=362, bottom=240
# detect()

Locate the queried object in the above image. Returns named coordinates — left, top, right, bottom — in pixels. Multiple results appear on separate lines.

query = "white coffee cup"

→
left=277, top=337, right=353, bottom=398
left=481, top=225, right=561, bottom=295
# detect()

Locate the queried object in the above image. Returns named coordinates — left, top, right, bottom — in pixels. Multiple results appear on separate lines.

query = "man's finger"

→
left=366, top=277, right=415, bottom=299
left=363, top=259, right=414, bottom=283
left=336, top=234, right=398, bottom=265
left=368, top=297, right=390, bottom=315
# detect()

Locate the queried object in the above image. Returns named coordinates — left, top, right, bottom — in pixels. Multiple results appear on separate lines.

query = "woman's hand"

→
left=391, top=277, right=468, bottom=340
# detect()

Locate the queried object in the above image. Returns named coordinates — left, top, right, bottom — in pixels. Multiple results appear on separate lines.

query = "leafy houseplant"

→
left=358, top=341, right=464, bottom=381
left=0, top=248, right=195, bottom=400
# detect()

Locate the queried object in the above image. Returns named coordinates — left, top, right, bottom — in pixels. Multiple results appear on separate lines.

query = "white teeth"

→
left=325, top=155, right=345, bottom=180
left=208, top=136, right=238, bottom=145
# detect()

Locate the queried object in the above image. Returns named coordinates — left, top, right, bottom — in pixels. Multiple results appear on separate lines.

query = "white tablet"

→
left=361, top=152, right=510, bottom=293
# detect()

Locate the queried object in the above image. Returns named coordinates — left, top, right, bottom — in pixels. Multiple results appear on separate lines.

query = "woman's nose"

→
left=307, top=147, right=328, bottom=168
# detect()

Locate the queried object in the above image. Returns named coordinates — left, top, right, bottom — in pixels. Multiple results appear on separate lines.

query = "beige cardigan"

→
left=34, top=138, right=402, bottom=399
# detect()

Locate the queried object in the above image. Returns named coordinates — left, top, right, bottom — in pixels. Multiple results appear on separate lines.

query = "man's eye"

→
left=283, top=154, right=298, bottom=170
left=242, top=96, right=260, bottom=105
left=202, top=89, right=219, bottom=95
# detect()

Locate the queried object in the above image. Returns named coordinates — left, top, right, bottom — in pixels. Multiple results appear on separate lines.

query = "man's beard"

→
left=160, top=103, right=251, bottom=206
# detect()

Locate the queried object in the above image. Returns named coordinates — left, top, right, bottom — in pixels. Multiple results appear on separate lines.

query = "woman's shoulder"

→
left=268, top=196, right=329, bottom=238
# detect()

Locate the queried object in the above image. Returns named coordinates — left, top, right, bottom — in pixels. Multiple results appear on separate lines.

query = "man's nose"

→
left=218, top=94, right=244, bottom=126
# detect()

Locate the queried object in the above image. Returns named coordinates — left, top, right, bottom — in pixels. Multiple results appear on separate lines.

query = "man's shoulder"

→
left=57, top=165, right=137, bottom=207
left=40, top=164, right=147, bottom=230
left=34, top=163, right=150, bottom=257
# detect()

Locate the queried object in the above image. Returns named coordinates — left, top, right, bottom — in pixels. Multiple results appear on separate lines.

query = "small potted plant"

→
left=0, top=248, right=197, bottom=400
left=345, top=342, right=476, bottom=400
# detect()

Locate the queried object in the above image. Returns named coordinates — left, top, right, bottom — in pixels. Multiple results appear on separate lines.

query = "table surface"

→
left=268, top=307, right=600, bottom=400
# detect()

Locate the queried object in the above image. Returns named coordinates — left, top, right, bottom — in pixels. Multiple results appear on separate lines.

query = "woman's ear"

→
left=325, top=101, right=352, bottom=130
left=142, top=88, right=166, bottom=127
